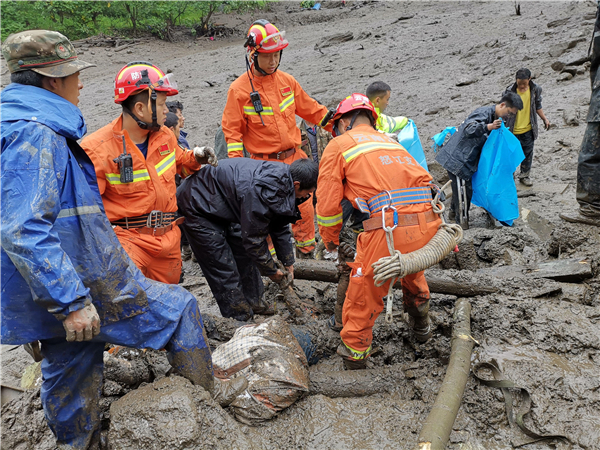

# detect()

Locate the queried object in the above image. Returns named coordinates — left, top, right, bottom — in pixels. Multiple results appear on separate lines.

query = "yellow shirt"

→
left=513, top=88, right=532, bottom=135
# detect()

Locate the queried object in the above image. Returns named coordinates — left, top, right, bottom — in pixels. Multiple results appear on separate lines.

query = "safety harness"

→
left=366, top=181, right=463, bottom=323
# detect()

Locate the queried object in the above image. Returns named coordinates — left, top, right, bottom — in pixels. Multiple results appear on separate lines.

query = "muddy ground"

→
left=2, top=1, right=600, bottom=449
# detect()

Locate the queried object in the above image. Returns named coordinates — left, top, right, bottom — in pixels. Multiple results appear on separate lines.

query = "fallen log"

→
left=294, top=260, right=498, bottom=296
left=417, top=299, right=474, bottom=450
left=309, top=364, right=405, bottom=398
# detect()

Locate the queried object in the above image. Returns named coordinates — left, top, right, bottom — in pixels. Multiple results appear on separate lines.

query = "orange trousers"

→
left=252, top=150, right=315, bottom=254
left=340, top=213, right=441, bottom=359
left=114, top=225, right=182, bottom=284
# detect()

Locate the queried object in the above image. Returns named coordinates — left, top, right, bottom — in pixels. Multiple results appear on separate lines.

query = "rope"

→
left=373, top=182, right=464, bottom=323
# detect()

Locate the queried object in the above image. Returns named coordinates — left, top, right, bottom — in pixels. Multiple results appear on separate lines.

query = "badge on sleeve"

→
left=280, top=86, right=292, bottom=96
left=159, top=144, right=171, bottom=155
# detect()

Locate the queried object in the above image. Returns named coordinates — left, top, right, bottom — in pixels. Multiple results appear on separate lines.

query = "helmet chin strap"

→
left=123, top=87, right=161, bottom=132
left=250, top=50, right=282, bottom=76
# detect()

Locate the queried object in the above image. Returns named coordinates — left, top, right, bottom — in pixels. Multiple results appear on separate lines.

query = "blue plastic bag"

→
left=431, top=126, right=457, bottom=153
left=397, top=119, right=428, bottom=171
left=471, top=122, right=525, bottom=226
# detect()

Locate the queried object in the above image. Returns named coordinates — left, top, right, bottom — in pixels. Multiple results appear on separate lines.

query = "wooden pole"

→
left=416, top=299, right=474, bottom=450
left=293, top=260, right=498, bottom=296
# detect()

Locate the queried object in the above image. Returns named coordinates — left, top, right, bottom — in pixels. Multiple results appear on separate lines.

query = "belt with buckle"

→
left=362, top=210, right=438, bottom=232
left=256, top=148, right=296, bottom=160
left=111, top=211, right=184, bottom=236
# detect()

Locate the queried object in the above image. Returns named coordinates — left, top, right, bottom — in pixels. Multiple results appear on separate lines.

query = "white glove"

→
left=323, top=248, right=339, bottom=264
left=63, top=303, right=101, bottom=342
left=385, top=132, right=399, bottom=140
left=193, top=146, right=218, bottom=167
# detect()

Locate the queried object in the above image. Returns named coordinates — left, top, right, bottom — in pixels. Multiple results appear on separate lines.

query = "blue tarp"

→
left=397, top=119, right=428, bottom=171
left=471, top=122, right=525, bottom=226
left=431, top=126, right=457, bottom=153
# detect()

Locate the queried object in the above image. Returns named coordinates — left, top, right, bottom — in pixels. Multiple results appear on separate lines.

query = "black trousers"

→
left=448, top=171, right=473, bottom=225
left=577, top=122, right=600, bottom=217
left=182, top=215, right=263, bottom=321
left=515, top=129, right=535, bottom=175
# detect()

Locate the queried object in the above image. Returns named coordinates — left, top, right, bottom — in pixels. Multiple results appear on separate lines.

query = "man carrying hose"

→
left=317, top=94, right=444, bottom=370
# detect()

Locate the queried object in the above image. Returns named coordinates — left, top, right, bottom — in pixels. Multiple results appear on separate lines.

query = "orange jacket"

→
left=222, top=68, right=330, bottom=158
left=316, top=124, right=434, bottom=247
left=81, top=115, right=200, bottom=222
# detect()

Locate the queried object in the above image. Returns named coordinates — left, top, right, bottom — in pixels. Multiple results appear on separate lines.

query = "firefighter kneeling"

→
left=317, top=94, right=443, bottom=370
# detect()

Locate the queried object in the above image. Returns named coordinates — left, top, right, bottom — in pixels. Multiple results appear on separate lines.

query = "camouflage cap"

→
left=1, top=29, right=95, bottom=77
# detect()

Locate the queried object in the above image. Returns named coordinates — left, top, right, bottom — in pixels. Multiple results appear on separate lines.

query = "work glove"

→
left=193, top=146, right=218, bottom=167
left=338, top=242, right=356, bottom=261
left=385, top=132, right=399, bottom=140
left=63, top=303, right=101, bottom=342
left=272, top=261, right=294, bottom=289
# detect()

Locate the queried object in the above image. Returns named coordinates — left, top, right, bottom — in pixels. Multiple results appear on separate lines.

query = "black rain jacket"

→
left=435, top=105, right=496, bottom=180
left=177, top=158, right=299, bottom=275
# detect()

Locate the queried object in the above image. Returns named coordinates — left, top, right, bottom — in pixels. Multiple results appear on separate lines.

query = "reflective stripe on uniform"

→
left=155, top=152, right=176, bottom=176
left=56, top=205, right=102, bottom=219
left=342, top=142, right=402, bottom=162
left=269, top=247, right=276, bottom=256
left=227, top=142, right=243, bottom=154
left=106, top=169, right=151, bottom=185
left=243, top=106, right=274, bottom=116
left=317, top=212, right=343, bottom=227
left=386, top=115, right=396, bottom=132
left=279, top=94, right=295, bottom=113
left=342, top=341, right=372, bottom=360
left=295, top=238, right=316, bottom=248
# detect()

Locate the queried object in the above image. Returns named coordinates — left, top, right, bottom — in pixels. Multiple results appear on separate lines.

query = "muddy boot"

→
left=181, top=244, right=192, bottom=261
left=519, top=171, right=533, bottom=187
left=253, top=299, right=276, bottom=316
left=559, top=211, right=600, bottom=227
left=337, top=344, right=367, bottom=370
left=212, top=376, right=249, bottom=407
left=405, top=303, right=433, bottom=343
left=168, top=345, right=215, bottom=392
left=297, top=249, right=314, bottom=260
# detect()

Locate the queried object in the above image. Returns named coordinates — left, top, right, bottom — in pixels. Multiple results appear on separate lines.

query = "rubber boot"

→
left=337, top=344, right=367, bottom=370
left=168, top=346, right=215, bottom=393
left=405, top=302, right=433, bottom=343
left=212, top=376, right=249, bottom=407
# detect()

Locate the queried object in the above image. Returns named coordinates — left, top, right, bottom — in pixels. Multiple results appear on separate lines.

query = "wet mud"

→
left=2, top=1, right=600, bottom=449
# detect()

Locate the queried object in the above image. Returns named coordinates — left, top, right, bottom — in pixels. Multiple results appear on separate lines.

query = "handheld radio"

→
left=113, top=136, right=134, bottom=183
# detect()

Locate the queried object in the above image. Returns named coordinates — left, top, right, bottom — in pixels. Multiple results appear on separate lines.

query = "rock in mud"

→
left=557, top=72, right=574, bottom=82
left=109, top=376, right=255, bottom=450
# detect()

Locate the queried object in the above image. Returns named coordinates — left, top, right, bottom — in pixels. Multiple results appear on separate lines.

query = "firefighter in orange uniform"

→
left=317, top=94, right=442, bottom=370
left=82, top=62, right=217, bottom=284
left=222, top=20, right=330, bottom=256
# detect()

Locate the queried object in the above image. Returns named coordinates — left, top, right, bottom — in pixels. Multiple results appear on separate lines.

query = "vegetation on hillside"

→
left=1, top=1, right=272, bottom=41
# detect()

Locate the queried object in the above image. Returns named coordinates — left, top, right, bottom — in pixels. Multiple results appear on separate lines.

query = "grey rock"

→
left=425, top=106, right=448, bottom=115
left=548, top=43, right=569, bottom=58
left=317, top=32, right=354, bottom=49
left=551, top=61, right=566, bottom=72
left=558, top=50, right=590, bottom=67
left=483, top=66, right=494, bottom=76
left=109, top=377, right=256, bottom=450
left=547, top=18, right=569, bottom=28
left=557, top=72, right=573, bottom=82
left=563, top=109, right=580, bottom=126
left=561, top=66, right=578, bottom=76
left=456, top=77, right=478, bottom=87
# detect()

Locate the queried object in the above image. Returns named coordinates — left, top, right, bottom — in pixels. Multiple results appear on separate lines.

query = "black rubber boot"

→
left=405, top=302, right=433, bottom=343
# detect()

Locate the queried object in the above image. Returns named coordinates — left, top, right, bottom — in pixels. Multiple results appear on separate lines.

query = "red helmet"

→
left=332, top=93, right=378, bottom=123
left=245, top=20, right=288, bottom=55
left=114, top=61, right=178, bottom=104
left=329, top=93, right=378, bottom=136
